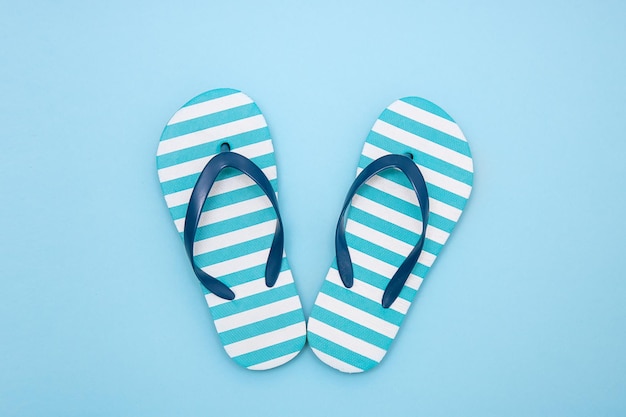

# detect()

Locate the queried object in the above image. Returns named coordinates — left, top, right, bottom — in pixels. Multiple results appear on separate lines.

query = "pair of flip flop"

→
left=156, top=89, right=474, bottom=373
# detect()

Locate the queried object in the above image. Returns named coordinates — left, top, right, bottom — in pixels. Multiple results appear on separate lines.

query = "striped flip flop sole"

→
left=307, top=97, right=474, bottom=373
left=156, top=88, right=306, bottom=370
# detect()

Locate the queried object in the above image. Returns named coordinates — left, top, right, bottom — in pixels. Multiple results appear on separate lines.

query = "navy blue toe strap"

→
left=184, top=144, right=284, bottom=301
left=336, top=154, right=430, bottom=308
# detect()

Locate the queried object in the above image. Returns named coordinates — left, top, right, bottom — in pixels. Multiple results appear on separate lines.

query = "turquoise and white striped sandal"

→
left=156, top=88, right=306, bottom=370
left=307, top=97, right=474, bottom=373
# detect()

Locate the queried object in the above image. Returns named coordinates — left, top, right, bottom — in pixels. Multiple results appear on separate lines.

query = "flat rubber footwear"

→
left=307, top=97, right=474, bottom=373
left=156, top=88, right=306, bottom=370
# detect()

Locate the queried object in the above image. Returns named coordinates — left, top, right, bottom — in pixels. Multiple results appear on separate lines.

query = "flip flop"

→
left=307, top=97, right=474, bottom=373
left=156, top=88, right=306, bottom=370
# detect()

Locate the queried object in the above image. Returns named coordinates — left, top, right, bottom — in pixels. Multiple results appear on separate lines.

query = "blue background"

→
left=1, top=1, right=625, bottom=415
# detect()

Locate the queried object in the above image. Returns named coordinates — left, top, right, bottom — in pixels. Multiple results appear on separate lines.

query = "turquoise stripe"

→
left=356, top=183, right=457, bottom=233
left=379, top=109, right=471, bottom=156
left=160, top=153, right=276, bottom=195
left=400, top=97, right=454, bottom=121
left=405, top=262, right=430, bottom=281
left=168, top=179, right=278, bottom=218
left=425, top=182, right=468, bottom=211
left=312, top=306, right=393, bottom=350
left=320, top=281, right=405, bottom=326
left=345, top=232, right=426, bottom=271
left=326, top=262, right=420, bottom=306
left=210, top=282, right=297, bottom=320
left=157, top=127, right=272, bottom=169
left=200, top=259, right=289, bottom=291
left=348, top=207, right=445, bottom=254
left=192, top=208, right=276, bottom=241
left=183, top=88, right=239, bottom=107
left=357, top=181, right=423, bottom=222
left=161, top=103, right=262, bottom=140
left=364, top=131, right=473, bottom=184
left=194, top=234, right=274, bottom=268
left=307, top=332, right=377, bottom=371
left=218, top=310, right=304, bottom=345
left=345, top=233, right=443, bottom=282
left=233, top=336, right=305, bottom=368
left=349, top=264, right=418, bottom=302
left=425, top=211, right=456, bottom=235
left=345, top=216, right=446, bottom=271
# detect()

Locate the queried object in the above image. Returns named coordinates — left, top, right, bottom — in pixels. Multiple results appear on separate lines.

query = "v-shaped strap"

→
left=335, top=153, right=430, bottom=308
left=184, top=144, right=284, bottom=301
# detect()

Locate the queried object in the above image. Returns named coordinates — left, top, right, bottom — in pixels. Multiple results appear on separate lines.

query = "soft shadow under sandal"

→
left=307, top=97, right=474, bottom=373
left=156, top=88, right=306, bottom=370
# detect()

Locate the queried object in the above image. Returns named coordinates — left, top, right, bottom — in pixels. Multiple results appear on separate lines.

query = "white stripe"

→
left=387, top=100, right=467, bottom=141
left=158, top=139, right=273, bottom=183
left=213, top=295, right=302, bottom=333
left=315, top=292, right=400, bottom=339
left=193, top=219, right=276, bottom=256
left=164, top=166, right=277, bottom=209
left=175, top=195, right=272, bottom=232
left=206, top=270, right=294, bottom=307
left=326, top=268, right=410, bottom=314
left=157, top=114, right=267, bottom=156
left=351, top=194, right=450, bottom=246
left=201, top=248, right=270, bottom=278
left=420, top=164, right=472, bottom=200
left=347, top=218, right=414, bottom=256
left=361, top=142, right=472, bottom=200
left=349, top=248, right=424, bottom=291
left=247, top=351, right=300, bottom=371
left=223, top=323, right=305, bottom=357
left=356, top=168, right=463, bottom=222
left=307, top=318, right=386, bottom=363
left=345, top=219, right=436, bottom=267
left=372, top=120, right=474, bottom=172
left=404, top=274, right=424, bottom=293
left=310, top=348, right=363, bottom=373
left=167, top=92, right=253, bottom=125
